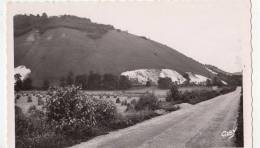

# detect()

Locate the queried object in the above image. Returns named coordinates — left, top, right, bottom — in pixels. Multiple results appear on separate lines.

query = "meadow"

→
left=15, top=85, right=235, bottom=148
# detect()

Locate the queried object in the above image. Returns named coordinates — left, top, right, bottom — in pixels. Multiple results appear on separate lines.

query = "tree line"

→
left=51, top=71, right=132, bottom=90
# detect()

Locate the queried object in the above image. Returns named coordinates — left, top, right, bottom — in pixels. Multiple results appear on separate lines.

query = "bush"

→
left=45, top=86, right=117, bottom=136
left=135, top=93, right=159, bottom=111
left=130, top=99, right=137, bottom=106
left=38, top=97, right=44, bottom=106
left=116, top=98, right=121, bottom=103
left=166, top=84, right=181, bottom=102
left=181, top=87, right=236, bottom=104
left=27, top=96, right=32, bottom=102
left=125, top=103, right=135, bottom=112
left=28, top=105, right=37, bottom=114
left=15, top=106, right=29, bottom=137
left=15, top=94, right=21, bottom=100
left=121, top=100, right=127, bottom=106
left=15, top=105, right=53, bottom=148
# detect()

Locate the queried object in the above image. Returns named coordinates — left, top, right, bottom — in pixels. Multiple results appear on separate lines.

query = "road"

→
left=70, top=87, right=241, bottom=148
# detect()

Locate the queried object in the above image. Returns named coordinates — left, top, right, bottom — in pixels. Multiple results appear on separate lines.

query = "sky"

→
left=9, top=0, right=251, bottom=73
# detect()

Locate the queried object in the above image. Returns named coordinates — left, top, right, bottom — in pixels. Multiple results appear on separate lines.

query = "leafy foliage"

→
left=166, top=84, right=181, bottom=102
left=75, top=74, right=88, bottom=89
left=15, top=74, right=23, bottom=91
left=42, top=80, right=50, bottom=90
left=103, top=74, right=118, bottom=90
left=118, top=75, right=132, bottom=90
left=14, top=74, right=33, bottom=91
left=135, top=93, right=159, bottom=111
left=45, top=86, right=117, bottom=135
left=87, top=72, right=102, bottom=90
left=181, top=87, right=236, bottom=104
left=158, top=77, right=172, bottom=89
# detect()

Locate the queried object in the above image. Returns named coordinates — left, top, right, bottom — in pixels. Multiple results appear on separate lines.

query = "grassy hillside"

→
left=14, top=14, right=212, bottom=87
left=205, top=64, right=242, bottom=86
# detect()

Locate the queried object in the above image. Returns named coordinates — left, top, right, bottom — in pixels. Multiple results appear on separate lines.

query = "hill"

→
left=205, top=65, right=242, bottom=86
left=14, top=14, right=214, bottom=87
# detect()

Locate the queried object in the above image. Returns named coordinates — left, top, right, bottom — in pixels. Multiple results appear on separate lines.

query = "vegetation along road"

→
left=71, top=87, right=241, bottom=148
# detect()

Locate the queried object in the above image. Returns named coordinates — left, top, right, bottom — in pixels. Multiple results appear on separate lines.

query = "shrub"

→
left=135, top=93, right=159, bottom=111
left=125, top=103, right=135, bottom=112
left=42, top=80, right=50, bottom=90
left=28, top=105, right=37, bottom=114
left=38, top=97, right=44, bottom=106
left=130, top=99, right=137, bottom=106
left=15, top=106, right=29, bottom=137
left=45, top=86, right=117, bottom=136
left=15, top=94, right=21, bottom=100
left=27, top=96, right=32, bottom=102
left=146, top=80, right=152, bottom=87
left=166, top=84, right=181, bottom=102
left=121, top=100, right=127, bottom=106
left=181, top=87, right=236, bottom=104
left=116, top=98, right=121, bottom=103
left=94, top=99, right=117, bottom=126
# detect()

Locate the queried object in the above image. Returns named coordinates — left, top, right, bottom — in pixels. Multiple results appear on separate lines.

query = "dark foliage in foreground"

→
left=15, top=86, right=162, bottom=148
left=15, top=86, right=236, bottom=148
left=15, top=86, right=117, bottom=148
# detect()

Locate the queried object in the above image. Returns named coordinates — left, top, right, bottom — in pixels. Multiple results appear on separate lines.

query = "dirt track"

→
left=70, top=87, right=241, bottom=148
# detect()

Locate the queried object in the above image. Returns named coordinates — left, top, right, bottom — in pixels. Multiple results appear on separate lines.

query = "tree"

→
left=60, top=77, right=66, bottom=87
left=66, top=71, right=74, bottom=86
left=14, top=74, right=22, bottom=91
left=87, top=72, right=102, bottom=90
left=212, top=76, right=223, bottom=86
left=41, top=12, right=48, bottom=20
left=158, top=77, right=172, bottom=89
left=146, top=80, right=152, bottom=87
left=102, top=74, right=118, bottom=90
left=166, top=84, right=181, bottom=102
left=118, top=75, right=132, bottom=90
left=182, top=73, right=190, bottom=86
left=22, top=78, right=32, bottom=90
left=205, top=79, right=212, bottom=86
left=75, top=74, right=88, bottom=89
left=42, top=80, right=50, bottom=90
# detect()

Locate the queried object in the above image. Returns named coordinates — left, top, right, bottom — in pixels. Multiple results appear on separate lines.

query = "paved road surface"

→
left=71, top=87, right=241, bottom=148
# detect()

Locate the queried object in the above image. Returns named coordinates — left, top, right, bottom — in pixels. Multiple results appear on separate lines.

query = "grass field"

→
left=15, top=86, right=215, bottom=115
left=15, top=85, right=236, bottom=148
